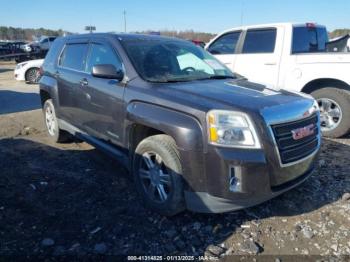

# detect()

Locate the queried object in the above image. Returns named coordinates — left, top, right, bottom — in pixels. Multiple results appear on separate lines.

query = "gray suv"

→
left=39, top=33, right=321, bottom=215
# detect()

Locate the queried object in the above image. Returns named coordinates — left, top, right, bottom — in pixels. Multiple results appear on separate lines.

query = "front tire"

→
left=43, top=99, right=69, bottom=143
left=25, top=67, right=41, bottom=84
left=133, top=135, right=185, bottom=216
left=311, top=88, right=350, bottom=138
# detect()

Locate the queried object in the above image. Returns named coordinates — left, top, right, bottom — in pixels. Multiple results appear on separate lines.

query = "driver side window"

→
left=86, top=43, right=122, bottom=73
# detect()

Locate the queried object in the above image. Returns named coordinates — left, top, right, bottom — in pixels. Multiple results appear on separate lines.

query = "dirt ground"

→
left=0, top=62, right=350, bottom=259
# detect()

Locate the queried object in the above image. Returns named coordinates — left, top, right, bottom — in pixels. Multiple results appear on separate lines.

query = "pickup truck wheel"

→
left=311, top=88, right=350, bottom=138
left=133, top=135, right=185, bottom=216
left=25, top=67, right=41, bottom=84
left=43, top=99, right=69, bottom=143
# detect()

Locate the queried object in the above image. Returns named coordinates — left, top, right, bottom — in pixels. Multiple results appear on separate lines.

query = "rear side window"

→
left=207, top=31, right=241, bottom=55
left=59, top=43, right=89, bottom=71
left=292, top=26, right=329, bottom=53
left=242, top=29, right=277, bottom=53
left=86, top=43, right=122, bottom=73
left=43, top=38, right=64, bottom=67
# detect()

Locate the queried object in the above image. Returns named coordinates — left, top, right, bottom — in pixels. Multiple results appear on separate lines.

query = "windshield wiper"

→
left=148, top=78, right=192, bottom=83
left=207, top=75, right=236, bottom=79
left=162, top=78, right=193, bottom=83
left=148, top=75, right=236, bottom=83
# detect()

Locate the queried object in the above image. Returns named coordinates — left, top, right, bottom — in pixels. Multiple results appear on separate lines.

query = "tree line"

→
left=0, top=26, right=66, bottom=41
left=0, top=26, right=215, bottom=42
left=136, top=30, right=216, bottom=42
left=329, top=29, right=350, bottom=39
left=1, top=25, right=349, bottom=42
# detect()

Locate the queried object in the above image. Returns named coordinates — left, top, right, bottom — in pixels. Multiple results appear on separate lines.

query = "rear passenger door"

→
left=207, top=31, right=242, bottom=71
left=56, top=40, right=89, bottom=127
left=80, top=40, right=125, bottom=145
left=233, top=27, right=282, bottom=87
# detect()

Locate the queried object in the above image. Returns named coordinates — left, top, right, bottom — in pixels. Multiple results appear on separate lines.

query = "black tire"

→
left=25, top=67, right=41, bottom=84
left=311, top=87, right=350, bottom=138
left=43, top=99, right=69, bottom=143
left=133, top=135, right=185, bottom=216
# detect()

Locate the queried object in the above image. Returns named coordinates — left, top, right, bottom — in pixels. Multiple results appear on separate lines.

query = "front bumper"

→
left=185, top=167, right=314, bottom=213
left=14, top=69, right=25, bottom=81
left=183, top=143, right=319, bottom=213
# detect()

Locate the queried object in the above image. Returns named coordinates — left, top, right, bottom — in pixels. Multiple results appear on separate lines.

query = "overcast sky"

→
left=0, top=0, right=349, bottom=33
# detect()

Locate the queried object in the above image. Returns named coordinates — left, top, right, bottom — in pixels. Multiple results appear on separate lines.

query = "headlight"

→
left=207, top=110, right=261, bottom=148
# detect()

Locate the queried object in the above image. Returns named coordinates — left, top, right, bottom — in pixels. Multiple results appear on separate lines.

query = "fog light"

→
left=229, top=166, right=242, bottom=192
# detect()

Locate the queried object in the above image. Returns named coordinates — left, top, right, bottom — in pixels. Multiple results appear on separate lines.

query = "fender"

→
left=126, top=101, right=208, bottom=192
left=39, top=75, right=61, bottom=114
left=126, top=101, right=204, bottom=151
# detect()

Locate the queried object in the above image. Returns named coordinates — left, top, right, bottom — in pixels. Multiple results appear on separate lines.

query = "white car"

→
left=206, top=22, right=350, bottom=138
left=14, top=59, right=44, bottom=84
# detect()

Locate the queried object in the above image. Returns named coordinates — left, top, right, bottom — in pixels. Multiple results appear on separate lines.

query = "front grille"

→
left=271, top=114, right=319, bottom=165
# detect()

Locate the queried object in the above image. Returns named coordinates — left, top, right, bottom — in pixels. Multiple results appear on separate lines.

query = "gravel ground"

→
left=0, top=63, right=350, bottom=259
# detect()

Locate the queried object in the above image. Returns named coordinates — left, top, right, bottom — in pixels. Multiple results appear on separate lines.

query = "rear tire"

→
left=133, top=135, right=185, bottom=216
left=25, top=67, right=41, bottom=84
left=311, top=87, right=350, bottom=138
left=43, top=99, right=69, bottom=143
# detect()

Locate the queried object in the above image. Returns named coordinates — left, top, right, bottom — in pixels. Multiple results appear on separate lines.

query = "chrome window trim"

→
left=57, top=41, right=127, bottom=79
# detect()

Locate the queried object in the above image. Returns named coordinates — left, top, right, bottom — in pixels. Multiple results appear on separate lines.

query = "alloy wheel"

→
left=45, top=105, right=56, bottom=136
left=317, top=98, right=342, bottom=132
left=27, top=68, right=41, bottom=83
left=138, top=151, right=172, bottom=203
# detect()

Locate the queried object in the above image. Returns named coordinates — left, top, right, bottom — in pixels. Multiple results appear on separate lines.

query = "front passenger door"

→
left=79, top=41, right=125, bottom=146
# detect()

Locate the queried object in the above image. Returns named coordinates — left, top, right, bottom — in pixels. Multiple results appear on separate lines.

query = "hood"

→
left=24, top=59, right=44, bottom=66
left=16, top=59, right=44, bottom=69
left=155, top=78, right=311, bottom=114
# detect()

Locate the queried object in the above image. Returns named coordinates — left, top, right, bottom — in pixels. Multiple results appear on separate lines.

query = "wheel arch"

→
left=301, top=78, right=350, bottom=94
left=126, top=102, right=203, bottom=152
left=39, top=89, right=51, bottom=107
left=128, top=123, right=165, bottom=158
left=39, top=75, right=59, bottom=109
left=126, top=103, right=206, bottom=193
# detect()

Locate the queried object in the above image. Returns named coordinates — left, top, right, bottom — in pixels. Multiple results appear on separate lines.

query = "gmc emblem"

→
left=291, top=124, right=315, bottom=140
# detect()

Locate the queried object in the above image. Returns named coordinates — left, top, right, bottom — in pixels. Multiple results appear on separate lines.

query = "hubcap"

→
left=28, top=69, right=40, bottom=83
left=317, top=98, right=342, bottom=132
left=139, top=152, right=171, bottom=203
left=45, top=105, right=56, bottom=136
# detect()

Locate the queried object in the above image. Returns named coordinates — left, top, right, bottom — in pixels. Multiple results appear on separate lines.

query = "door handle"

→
left=264, top=62, right=277, bottom=66
left=54, top=71, right=60, bottom=77
left=80, top=78, right=88, bottom=86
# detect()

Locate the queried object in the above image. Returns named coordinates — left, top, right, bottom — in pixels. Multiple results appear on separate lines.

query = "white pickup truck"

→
left=206, top=22, right=350, bottom=138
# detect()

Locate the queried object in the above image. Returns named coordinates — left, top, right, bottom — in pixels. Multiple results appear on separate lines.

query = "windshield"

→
left=120, top=37, right=235, bottom=82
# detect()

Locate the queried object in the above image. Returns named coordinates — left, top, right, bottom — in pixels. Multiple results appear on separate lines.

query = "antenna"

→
left=123, top=10, right=127, bottom=33
left=240, top=0, right=245, bottom=26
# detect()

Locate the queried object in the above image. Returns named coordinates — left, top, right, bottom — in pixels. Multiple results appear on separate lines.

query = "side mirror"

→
left=92, top=64, right=124, bottom=81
